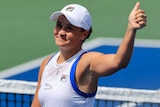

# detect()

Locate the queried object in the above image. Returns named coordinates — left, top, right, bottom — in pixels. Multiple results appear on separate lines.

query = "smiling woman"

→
left=31, top=2, right=147, bottom=107
left=0, top=0, right=157, bottom=72
left=53, top=15, right=89, bottom=53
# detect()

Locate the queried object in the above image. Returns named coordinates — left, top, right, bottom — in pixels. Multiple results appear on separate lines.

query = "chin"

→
left=55, top=42, right=68, bottom=48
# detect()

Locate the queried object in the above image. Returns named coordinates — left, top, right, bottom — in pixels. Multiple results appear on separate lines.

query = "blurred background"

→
left=0, top=1, right=160, bottom=106
left=1, top=0, right=159, bottom=71
left=0, top=0, right=160, bottom=90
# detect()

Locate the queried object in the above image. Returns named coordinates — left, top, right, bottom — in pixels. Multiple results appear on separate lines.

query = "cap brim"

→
left=49, top=11, right=83, bottom=30
left=49, top=11, right=63, bottom=21
left=49, top=11, right=76, bottom=27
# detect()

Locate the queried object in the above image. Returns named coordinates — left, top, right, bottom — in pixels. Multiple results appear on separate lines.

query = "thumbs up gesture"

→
left=128, top=2, right=147, bottom=30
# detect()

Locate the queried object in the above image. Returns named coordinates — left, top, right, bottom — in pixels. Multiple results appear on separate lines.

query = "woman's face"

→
left=53, top=15, right=88, bottom=50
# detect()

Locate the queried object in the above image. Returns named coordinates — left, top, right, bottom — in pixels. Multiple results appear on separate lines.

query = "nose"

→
left=58, top=29, right=66, bottom=36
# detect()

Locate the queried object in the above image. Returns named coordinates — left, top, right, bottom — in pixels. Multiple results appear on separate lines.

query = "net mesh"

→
left=0, top=92, right=33, bottom=107
left=0, top=79, right=36, bottom=107
left=0, top=79, right=160, bottom=107
left=95, top=87, right=160, bottom=107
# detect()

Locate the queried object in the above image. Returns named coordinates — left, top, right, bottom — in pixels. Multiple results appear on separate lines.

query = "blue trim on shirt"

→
left=70, top=52, right=96, bottom=98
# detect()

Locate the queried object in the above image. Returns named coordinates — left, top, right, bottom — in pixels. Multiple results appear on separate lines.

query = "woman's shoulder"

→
left=41, top=56, right=52, bottom=66
left=41, top=52, right=59, bottom=66
left=79, top=51, right=103, bottom=65
left=83, top=51, right=103, bottom=59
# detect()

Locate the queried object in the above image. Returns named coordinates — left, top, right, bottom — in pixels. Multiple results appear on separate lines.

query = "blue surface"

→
left=6, top=45, right=160, bottom=90
left=6, top=67, right=40, bottom=82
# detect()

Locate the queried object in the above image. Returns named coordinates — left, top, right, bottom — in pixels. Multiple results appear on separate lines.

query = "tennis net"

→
left=0, top=79, right=160, bottom=107
left=0, top=79, right=36, bottom=107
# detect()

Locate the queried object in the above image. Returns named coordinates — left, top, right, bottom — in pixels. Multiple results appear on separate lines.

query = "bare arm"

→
left=90, top=2, right=147, bottom=76
left=31, top=56, right=51, bottom=107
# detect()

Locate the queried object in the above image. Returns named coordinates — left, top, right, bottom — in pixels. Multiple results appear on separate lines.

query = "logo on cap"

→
left=66, top=6, right=75, bottom=12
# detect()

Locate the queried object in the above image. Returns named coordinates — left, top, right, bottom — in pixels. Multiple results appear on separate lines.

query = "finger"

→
left=135, top=16, right=147, bottom=23
left=135, top=13, right=147, bottom=19
left=132, top=2, right=140, bottom=12
left=135, top=9, right=146, bottom=16
left=136, top=16, right=147, bottom=27
left=142, top=14, right=147, bottom=18
left=138, top=21, right=147, bottom=27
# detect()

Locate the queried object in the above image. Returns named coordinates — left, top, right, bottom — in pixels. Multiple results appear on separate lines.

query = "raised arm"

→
left=115, top=2, right=147, bottom=68
left=90, top=2, right=147, bottom=76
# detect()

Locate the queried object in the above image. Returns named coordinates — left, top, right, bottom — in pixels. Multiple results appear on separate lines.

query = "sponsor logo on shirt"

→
left=43, top=83, right=52, bottom=89
left=60, top=74, right=68, bottom=82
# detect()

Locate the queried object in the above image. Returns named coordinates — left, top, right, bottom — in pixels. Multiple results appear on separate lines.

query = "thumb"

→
left=132, top=2, right=140, bottom=12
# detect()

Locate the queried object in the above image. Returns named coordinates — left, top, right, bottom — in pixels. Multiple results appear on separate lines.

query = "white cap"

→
left=49, top=4, right=92, bottom=30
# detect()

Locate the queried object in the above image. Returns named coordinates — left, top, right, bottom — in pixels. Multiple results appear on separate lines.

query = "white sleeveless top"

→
left=38, top=50, right=96, bottom=107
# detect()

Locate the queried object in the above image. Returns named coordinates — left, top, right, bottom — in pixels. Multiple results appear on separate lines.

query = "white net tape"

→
left=96, top=87, right=160, bottom=103
left=0, top=79, right=37, bottom=95
left=0, top=79, right=160, bottom=104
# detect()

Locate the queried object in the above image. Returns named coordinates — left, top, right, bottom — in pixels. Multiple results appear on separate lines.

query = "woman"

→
left=32, top=2, right=147, bottom=107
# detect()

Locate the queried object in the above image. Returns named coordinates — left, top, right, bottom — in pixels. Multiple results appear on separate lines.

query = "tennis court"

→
left=0, top=0, right=160, bottom=107
left=1, top=79, right=160, bottom=107
left=0, top=0, right=160, bottom=71
left=0, top=0, right=160, bottom=89
left=1, top=37, right=160, bottom=90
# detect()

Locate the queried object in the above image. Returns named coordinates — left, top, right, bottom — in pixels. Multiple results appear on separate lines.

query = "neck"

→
left=57, top=47, right=82, bottom=64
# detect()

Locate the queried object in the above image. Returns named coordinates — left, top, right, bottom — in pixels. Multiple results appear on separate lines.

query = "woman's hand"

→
left=128, top=2, right=147, bottom=30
